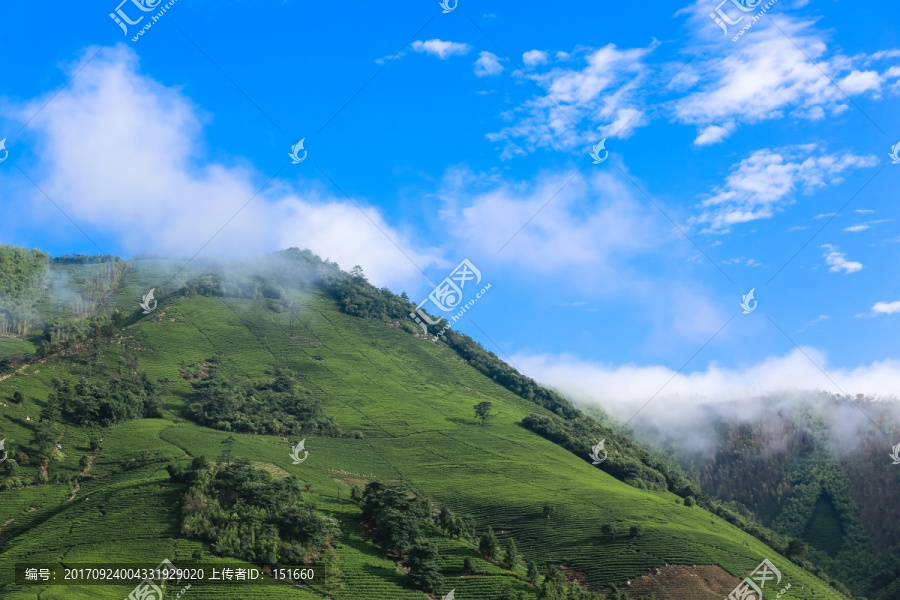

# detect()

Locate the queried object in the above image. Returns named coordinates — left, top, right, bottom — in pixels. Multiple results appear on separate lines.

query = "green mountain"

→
left=0, top=247, right=854, bottom=599
left=631, top=397, right=900, bottom=597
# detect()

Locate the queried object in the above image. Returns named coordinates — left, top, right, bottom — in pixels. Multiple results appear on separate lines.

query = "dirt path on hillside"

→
left=68, top=435, right=106, bottom=502
left=41, top=428, right=68, bottom=484
left=0, top=360, right=43, bottom=383
left=619, top=564, right=744, bottom=600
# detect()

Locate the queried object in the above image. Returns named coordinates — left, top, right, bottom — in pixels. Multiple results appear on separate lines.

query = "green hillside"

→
left=0, top=254, right=851, bottom=600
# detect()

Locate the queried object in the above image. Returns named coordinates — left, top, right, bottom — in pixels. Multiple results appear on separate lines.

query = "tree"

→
left=786, top=538, right=807, bottom=559
left=539, top=564, right=566, bottom=600
left=601, top=522, right=619, bottom=537
left=684, top=496, right=696, bottom=507
left=447, top=515, right=462, bottom=540
left=462, top=556, right=476, bottom=575
left=629, top=524, right=644, bottom=537
left=543, top=503, right=554, bottom=520
left=2, top=458, right=18, bottom=477
left=12, top=391, right=24, bottom=404
left=219, top=436, right=236, bottom=464
left=39, top=400, right=61, bottom=422
left=438, top=505, right=455, bottom=532
left=527, top=560, right=540, bottom=586
left=605, top=585, right=626, bottom=600
left=498, top=584, right=526, bottom=600
left=31, top=421, right=56, bottom=460
left=373, top=509, right=420, bottom=555
left=473, top=401, right=493, bottom=426
left=459, top=516, right=477, bottom=542
left=404, top=540, right=443, bottom=593
left=479, top=526, right=499, bottom=559
left=350, top=485, right=363, bottom=504
left=502, top=537, right=519, bottom=570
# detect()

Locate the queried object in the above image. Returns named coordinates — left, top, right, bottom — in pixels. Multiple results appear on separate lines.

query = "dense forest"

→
left=658, top=397, right=900, bottom=597
left=188, top=365, right=341, bottom=437
left=46, top=375, right=162, bottom=427
left=0, top=245, right=48, bottom=336
left=169, top=455, right=340, bottom=564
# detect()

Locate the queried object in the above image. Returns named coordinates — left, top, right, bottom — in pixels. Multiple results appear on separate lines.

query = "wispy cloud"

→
left=513, top=348, right=900, bottom=415
left=796, top=314, right=829, bottom=333
left=486, top=41, right=658, bottom=157
left=16, top=45, right=443, bottom=290
left=693, top=145, right=877, bottom=233
left=821, top=244, right=863, bottom=273
left=672, top=6, right=900, bottom=144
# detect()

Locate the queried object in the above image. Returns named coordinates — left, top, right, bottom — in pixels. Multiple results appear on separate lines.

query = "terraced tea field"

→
left=0, top=276, right=849, bottom=599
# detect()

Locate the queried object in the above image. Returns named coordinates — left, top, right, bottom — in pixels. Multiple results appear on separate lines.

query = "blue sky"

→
left=1, top=0, right=899, bottom=415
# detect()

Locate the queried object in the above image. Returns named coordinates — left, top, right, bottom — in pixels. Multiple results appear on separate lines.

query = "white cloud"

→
left=855, top=209, right=875, bottom=213
left=437, top=168, right=659, bottom=277
left=820, top=244, right=863, bottom=273
left=486, top=9, right=900, bottom=157
left=873, top=301, right=900, bottom=315
left=411, top=39, right=471, bottom=59
left=693, top=145, right=877, bottom=232
left=487, top=42, right=658, bottom=155
left=670, top=5, right=900, bottom=143
left=15, top=45, right=442, bottom=290
left=694, top=123, right=734, bottom=145
left=474, top=51, right=504, bottom=77
left=839, top=70, right=883, bottom=95
left=844, top=224, right=869, bottom=232
left=512, top=348, right=900, bottom=419
left=522, top=50, right=549, bottom=67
